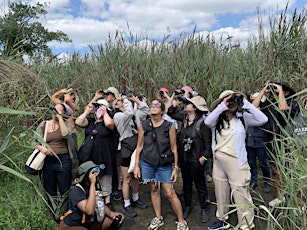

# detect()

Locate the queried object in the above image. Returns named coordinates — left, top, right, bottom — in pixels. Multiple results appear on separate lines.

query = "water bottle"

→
left=108, top=214, right=122, bottom=230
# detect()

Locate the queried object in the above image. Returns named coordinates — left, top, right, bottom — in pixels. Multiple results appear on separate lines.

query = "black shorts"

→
left=121, top=156, right=132, bottom=167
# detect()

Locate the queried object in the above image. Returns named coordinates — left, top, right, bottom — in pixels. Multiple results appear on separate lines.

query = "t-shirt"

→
left=63, top=185, right=90, bottom=227
left=215, top=118, right=237, bottom=157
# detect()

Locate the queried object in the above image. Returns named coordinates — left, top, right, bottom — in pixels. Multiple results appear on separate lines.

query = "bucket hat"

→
left=77, top=161, right=99, bottom=183
left=186, top=95, right=209, bottom=112
left=211, top=90, right=245, bottom=110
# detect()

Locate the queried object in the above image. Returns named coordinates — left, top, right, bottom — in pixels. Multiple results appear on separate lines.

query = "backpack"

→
left=55, top=183, right=86, bottom=223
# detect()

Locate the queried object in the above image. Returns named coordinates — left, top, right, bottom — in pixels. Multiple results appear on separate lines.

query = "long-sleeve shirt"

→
left=114, top=99, right=149, bottom=142
left=205, top=100, right=268, bottom=166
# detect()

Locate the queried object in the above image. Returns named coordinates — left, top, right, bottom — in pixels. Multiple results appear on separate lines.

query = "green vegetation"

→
left=0, top=5, right=306, bottom=230
left=0, top=2, right=71, bottom=59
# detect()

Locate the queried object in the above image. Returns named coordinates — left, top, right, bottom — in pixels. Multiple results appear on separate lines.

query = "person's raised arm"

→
left=75, top=104, right=94, bottom=127
left=76, top=170, right=99, bottom=216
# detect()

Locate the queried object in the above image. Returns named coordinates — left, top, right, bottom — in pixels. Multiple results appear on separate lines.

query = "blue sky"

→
left=2, top=0, right=306, bottom=59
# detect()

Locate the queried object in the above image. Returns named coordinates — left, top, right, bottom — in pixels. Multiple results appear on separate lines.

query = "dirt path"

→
left=113, top=173, right=275, bottom=229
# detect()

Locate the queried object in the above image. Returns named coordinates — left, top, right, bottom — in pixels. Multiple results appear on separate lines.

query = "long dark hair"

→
left=216, top=112, right=229, bottom=134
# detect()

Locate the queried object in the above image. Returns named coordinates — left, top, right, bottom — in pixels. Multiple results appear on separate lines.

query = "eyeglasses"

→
left=149, top=103, right=161, bottom=108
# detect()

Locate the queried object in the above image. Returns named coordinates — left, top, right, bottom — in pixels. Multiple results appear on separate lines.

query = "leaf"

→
left=0, top=106, right=37, bottom=115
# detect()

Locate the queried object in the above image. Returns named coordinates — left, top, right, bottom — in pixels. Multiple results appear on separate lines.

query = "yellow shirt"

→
left=215, top=118, right=237, bottom=157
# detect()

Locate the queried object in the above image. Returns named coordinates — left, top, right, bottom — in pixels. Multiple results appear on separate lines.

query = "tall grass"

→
left=0, top=6, right=306, bottom=230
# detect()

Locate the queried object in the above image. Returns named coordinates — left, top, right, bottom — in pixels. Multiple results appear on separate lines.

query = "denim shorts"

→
left=140, top=160, right=173, bottom=183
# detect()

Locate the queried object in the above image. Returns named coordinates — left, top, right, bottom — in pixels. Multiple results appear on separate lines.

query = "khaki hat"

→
left=103, top=87, right=119, bottom=98
left=211, top=90, right=244, bottom=110
left=186, top=95, right=209, bottom=112
left=77, top=161, right=99, bottom=183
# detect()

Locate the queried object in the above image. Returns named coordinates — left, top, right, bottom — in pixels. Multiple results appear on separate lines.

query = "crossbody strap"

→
left=42, top=121, right=49, bottom=147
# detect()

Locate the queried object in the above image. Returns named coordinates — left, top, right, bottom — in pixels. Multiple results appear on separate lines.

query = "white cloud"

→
left=3, top=0, right=303, bottom=53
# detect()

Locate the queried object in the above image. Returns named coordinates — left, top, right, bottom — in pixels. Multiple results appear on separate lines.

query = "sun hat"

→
left=159, top=87, right=169, bottom=94
left=77, top=161, right=99, bottom=183
left=103, top=87, right=120, bottom=98
left=181, top=86, right=193, bottom=94
left=186, top=95, right=209, bottom=112
left=211, top=90, right=245, bottom=110
left=275, top=82, right=296, bottom=97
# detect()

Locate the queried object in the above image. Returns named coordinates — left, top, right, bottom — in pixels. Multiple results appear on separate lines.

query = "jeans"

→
left=42, top=153, right=72, bottom=196
left=204, top=158, right=211, bottom=175
left=247, top=146, right=271, bottom=186
left=181, top=161, right=208, bottom=209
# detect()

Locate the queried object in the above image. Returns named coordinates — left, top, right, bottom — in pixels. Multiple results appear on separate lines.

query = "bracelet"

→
left=201, top=156, right=207, bottom=161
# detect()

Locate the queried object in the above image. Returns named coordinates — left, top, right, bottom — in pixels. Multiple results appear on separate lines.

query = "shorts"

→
left=97, top=175, right=112, bottom=196
left=121, top=156, right=131, bottom=167
left=140, top=160, right=173, bottom=183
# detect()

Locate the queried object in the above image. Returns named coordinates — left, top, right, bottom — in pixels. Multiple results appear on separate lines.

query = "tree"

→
left=0, top=2, right=71, bottom=58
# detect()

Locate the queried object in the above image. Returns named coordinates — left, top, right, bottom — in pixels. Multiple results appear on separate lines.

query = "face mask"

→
left=96, top=107, right=103, bottom=118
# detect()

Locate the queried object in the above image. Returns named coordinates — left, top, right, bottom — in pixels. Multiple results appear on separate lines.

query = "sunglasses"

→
left=149, top=103, right=161, bottom=108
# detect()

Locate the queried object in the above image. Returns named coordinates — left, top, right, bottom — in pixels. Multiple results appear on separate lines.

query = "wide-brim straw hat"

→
left=211, top=90, right=245, bottom=110
left=186, top=95, right=209, bottom=112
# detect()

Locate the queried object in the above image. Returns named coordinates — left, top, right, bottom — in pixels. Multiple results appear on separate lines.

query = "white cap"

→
left=96, top=99, right=109, bottom=108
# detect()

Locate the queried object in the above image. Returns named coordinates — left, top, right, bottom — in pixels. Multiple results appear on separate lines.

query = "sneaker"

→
left=112, top=190, right=122, bottom=201
left=122, top=205, right=137, bottom=217
left=268, top=197, right=285, bottom=207
left=208, top=220, right=230, bottom=230
left=201, top=209, right=209, bottom=223
left=206, top=174, right=213, bottom=183
left=132, top=199, right=148, bottom=209
left=176, top=220, right=189, bottom=230
left=148, top=216, right=164, bottom=230
left=263, top=185, right=271, bottom=193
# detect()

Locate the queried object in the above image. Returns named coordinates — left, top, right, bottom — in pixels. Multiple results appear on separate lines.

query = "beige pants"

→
left=212, top=151, right=255, bottom=230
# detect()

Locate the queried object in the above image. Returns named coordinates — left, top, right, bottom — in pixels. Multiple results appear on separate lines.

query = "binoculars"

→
left=92, top=164, right=105, bottom=173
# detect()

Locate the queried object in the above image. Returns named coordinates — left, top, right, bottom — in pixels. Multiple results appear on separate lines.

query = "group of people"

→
left=31, top=81, right=301, bottom=230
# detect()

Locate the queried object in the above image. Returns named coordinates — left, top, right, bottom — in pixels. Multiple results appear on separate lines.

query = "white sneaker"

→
left=176, top=221, right=189, bottom=230
left=148, top=216, right=164, bottom=230
left=269, top=197, right=285, bottom=207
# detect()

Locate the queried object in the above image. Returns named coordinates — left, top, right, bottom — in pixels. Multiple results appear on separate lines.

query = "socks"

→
left=132, top=192, right=139, bottom=202
left=124, top=199, right=131, bottom=208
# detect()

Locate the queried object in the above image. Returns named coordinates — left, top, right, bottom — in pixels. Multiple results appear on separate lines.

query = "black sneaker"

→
left=112, top=190, right=122, bottom=201
left=132, top=199, right=148, bottom=209
left=208, top=220, right=230, bottom=230
left=122, top=205, right=137, bottom=217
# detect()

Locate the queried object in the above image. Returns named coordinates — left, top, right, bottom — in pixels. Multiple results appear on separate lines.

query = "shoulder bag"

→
left=150, top=119, right=174, bottom=166
left=25, top=121, right=49, bottom=175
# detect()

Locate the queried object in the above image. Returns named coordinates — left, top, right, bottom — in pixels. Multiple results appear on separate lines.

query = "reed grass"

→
left=0, top=5, right=306, bottom=230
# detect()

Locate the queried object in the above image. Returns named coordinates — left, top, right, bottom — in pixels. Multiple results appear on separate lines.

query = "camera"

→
left=177, top=95, right=188, bottom=103
left=92, top=164, right=105, bottom=174
left=121, top=90, right=133, bottom=97
left=159, top=90, right=165, bottom=96
left=228, top=94, right=244, bottom=112
left=92, top=102, right=100, bottom=108
left=267, top=85, right=277, bottom=93
left=137, top=94, right=145, bottom=100
left=174, top=89, right=185, bottom=96
left=183, top=137, right=193, bottom=152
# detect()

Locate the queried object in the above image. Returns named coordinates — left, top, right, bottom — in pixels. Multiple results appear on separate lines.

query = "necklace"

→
left=52, top=121, right=59, bottom=131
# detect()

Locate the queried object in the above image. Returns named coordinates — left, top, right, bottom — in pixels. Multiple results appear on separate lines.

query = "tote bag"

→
left=25, top=121, right=49, bottom=175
